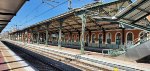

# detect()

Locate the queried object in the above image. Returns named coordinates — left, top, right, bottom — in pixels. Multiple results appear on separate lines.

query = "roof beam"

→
left=63, top=22, right=80, bottom=32
left=122, top=18, right=134, bottom=21
left=136, top=7, right=150, bottom=13
left=87, top=16, right=102, bottom=30
left=120, top=21, right=150, bottom=32
left=0, top=12, right=16, bottom=16
left=0, top=20, right=10, bottom=22
left=118, top=0, right=148, bottom=19
left=0, top=24, right=7, bottom=25
left=72, top=17, right=91, bottom=31
left=100, top=8, right=111, bottom=16
left=51, top=23, right=71, bottom=33
left=131, top=13, right=150, bottom=24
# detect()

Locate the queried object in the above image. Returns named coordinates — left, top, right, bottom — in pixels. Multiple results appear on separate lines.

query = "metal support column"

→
left=45, top=24, right=49, bottom=46
left=9, top=34, right=11, bottom=40
left=58, top=19, right=63, bottom=49
left=14, top=33, right=17, bottom=41
left=14, top=34, right=16, bottom=41
left=20, top=32, right=22, bottom=42
left=13, top=34, right=14, bottom=40
left=26, top=30, right=28, bottom=43
left=37, top=30, right=40, bottom=45
left=77, top=12, right=86, bottom=54
left=23, top=31, right=25, bottom=43
left=16, top=33, right=18, bottom=41
left=18, top=32, right=20, bottom=41
left=89, top=31, right=91, bottom=44
left=78, top=31, right=81, bottom=42
left=122, top=28, right=125, bottom=45
left=102, top=28, right=106, bottom=44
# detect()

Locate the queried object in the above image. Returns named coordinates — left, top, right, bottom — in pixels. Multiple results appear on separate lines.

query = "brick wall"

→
left=64, top=29, right=142, bottom=45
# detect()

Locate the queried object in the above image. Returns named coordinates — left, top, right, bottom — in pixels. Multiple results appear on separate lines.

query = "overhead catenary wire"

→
left=23, top=0, right=68, bottom=25
left=20, top=2, right=43, bottom=26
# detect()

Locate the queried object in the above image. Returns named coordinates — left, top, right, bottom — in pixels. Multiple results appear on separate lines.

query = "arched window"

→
left=72, top=35, right=74, bottom=42
left=99, top=34, right=103, bottom=44
left=106, top=33, right=111, bottom=44
left=86, top=34, right=89, bottom=43
left=76, top=35, right=79, bottom=42
left=127, top=32, right=133, bottom=44
left=92, top=34, right=96, bottom=43
left=116, top=33, right=121, bottom=45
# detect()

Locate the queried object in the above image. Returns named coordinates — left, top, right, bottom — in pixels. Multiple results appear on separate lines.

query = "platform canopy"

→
left=115, top=0, right=150, bottom=31
left=0, top=0, right=27, bottom=32
left=19, top=0, right=131, bottom=34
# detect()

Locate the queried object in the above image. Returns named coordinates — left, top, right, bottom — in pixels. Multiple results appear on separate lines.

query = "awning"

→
left=0, top=0, right=28, bottom=32
left=115, top=0, right=150, bottom=31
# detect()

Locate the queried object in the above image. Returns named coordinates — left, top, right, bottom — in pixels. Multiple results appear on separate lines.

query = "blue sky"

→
left=2, top=0, right=135, bottom=33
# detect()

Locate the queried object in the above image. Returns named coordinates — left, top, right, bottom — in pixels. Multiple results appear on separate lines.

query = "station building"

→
left=9, top=0, right=150, bottom=50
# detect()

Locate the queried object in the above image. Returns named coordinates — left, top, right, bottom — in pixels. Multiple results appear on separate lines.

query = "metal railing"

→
left=110, top=33, right=150, bottom=56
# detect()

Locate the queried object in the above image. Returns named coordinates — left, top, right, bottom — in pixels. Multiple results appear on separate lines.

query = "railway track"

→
left=19, top=44, right=108, bottom=71
left=5, top=40, right=144, bottom=71
left=24, top=46, right=107, bottom=71
left=5, top=41, right=111, bottom=71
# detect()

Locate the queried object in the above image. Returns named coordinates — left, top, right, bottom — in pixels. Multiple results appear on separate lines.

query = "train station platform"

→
left=0, top=41, right=35, bottom=71
left=5, top=39, right=150, bottom=71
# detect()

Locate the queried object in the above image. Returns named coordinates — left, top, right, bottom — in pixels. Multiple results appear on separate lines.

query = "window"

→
left=116, top=33, right=121, bottom=45
left=127, top=32, right=133, bottom=44
left=72, top=35, right=74, bottom=42
left=86, top=34, right=89, bottom=43
left=76, top=35, right=79, bottom=42
left=106, top=33, right=111, bottom=44
left=99, top=34, right=103, bottom=44
left=92, top=34, right=96, bottom=43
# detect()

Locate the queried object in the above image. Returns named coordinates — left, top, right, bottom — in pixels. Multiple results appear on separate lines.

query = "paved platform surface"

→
left=7, top=40, right=150, bottom=71
left=0, top=41, right=35, bottom=71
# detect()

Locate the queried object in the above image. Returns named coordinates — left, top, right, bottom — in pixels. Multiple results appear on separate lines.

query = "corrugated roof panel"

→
left=0, top=0, right=27, bottom=32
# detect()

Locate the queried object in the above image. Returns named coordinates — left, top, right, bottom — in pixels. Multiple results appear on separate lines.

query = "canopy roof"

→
left=115, top=0, right=150, bottom=31
left=0, top=0, right=27, bottom=32
left=15, top=0, right=131, bottom=34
